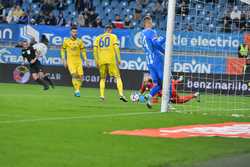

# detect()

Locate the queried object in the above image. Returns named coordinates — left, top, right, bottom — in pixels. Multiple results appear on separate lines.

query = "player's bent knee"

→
left=100, top=76, right=106, bottom=80
left=71, top=73, right=78, bottom=79
left=115, top=76, right=121, bottom=80
left=78, top=75, right=83, bottom=80
left=32, top=74, right=38, bottom=80
left=38, top=72, right=44, bottom=79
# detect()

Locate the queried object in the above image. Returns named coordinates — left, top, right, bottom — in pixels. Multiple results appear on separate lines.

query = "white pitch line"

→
left=0, top=111, right=163, bottom=124
left=0, top=113, right=38, bottom=118
left=231, top=108, right=250, bottom=111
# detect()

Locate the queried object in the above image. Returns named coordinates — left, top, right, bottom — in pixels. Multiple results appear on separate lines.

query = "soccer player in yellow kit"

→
left=61, top=26, right=88, bottom=97
left=93, top=25, right=128, bottom=102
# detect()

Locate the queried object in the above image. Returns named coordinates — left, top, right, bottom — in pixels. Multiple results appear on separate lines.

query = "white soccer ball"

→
left=130, top=92, right=140, bottom=102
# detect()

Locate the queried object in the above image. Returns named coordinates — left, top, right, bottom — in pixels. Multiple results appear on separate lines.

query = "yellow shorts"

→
left=68, top=62, right=83, bottom=76
left=99, top=64, right=120, bottom=78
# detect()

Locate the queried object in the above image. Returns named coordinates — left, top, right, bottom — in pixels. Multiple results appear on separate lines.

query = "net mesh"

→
left=166, top=0, right=250, bottom=114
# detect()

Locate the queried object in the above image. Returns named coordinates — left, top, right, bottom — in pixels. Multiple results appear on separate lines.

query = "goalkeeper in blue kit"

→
left=141, top=16, right=169, bottom=109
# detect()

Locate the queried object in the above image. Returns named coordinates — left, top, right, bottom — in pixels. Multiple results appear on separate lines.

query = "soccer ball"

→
left=130, top=92, right=140, bottom=102
left=139, top=94, right=146, bottom=103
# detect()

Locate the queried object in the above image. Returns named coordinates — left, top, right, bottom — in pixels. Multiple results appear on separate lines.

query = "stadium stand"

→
left=0, top=0, right=249, bottom=32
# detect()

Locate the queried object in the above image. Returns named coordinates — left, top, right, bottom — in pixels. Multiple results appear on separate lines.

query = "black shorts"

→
left=29, top=61, right=43, bottom=74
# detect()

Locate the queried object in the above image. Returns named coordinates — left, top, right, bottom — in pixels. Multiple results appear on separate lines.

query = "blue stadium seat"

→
left=121, top=1, right=128, bottom=9
left=142, top=8, right=149, bottom=16
left=68, top=4, right=74, bottom=11
left=175, top=16, right=182, bottom=23
left=147, top=2, right=155, bottom=9
left=22, top=3, right=29, bottom=11
left=102, top=18, right=109, bottom=25
left=32, top=4, right=38, bottom=9
left=194, top=24, right=202, bottom=31
left=196, top=3, right=203, bottom=10
left=101, top=0, right=110, bottom=8
left=93, top=0, right=101, bottom=7
left=134, top=26, right=140, bottom=31
left=104, top=7, right=112, bottom=14
left=205, top=3, right=214, bottom=11
left=132, top=20, right=139, bottom=27
left=113, top=8, right=120, bottom=15
left=128, top=14, right=133, bottom=20
left=159, top=23, right=166, bottom=30
left=95, top=6, right=103, bottom=14
left=111, top=1, right=119, bottom=8
left=52, top=9, right=59, bottom=16
left=189, top=9, right=196, bottom=16
left=67, top=0, right=72, bottom=4
left=124, top=8, right=132, bottom=16
left=208, top=23, right=215, bottom=32
left=129, top=1, right=136, bottom=10
left=107, top=11, right=116, bottom=19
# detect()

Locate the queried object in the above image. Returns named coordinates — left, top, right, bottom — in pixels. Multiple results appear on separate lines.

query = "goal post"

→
left=161, top=0, right=177, bottom=112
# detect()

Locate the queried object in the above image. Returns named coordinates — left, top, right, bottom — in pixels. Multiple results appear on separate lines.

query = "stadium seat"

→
left=95, top=6, right=103, bottom=14
left=132, top=21, right=138, bottom=27
left=129, top=1, right=136, bottom=10
left=104, top=7, right=112, bottom=14
left=113, top=8, right=120, bottom=15
left=189, top=9, right=196, bottom=16
left=120, top=1, right=128, bottom=9
left=111, top=1, right=119, bottom=8
left=101, top=0, right=110, bottom=8
left=93, top=0, right=101, bottom=7
left=128, top=14, right=133, bottom=20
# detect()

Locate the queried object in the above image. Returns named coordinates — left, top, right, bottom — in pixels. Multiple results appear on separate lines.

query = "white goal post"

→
left=161, top=0, right=177, bottom=112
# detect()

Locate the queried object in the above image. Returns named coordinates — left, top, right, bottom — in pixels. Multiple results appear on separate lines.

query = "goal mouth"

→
left=159, top=0, right=250, bottom=113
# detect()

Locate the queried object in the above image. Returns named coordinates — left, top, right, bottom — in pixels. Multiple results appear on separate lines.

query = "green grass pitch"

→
left=0, top=83, right=250, bottom=167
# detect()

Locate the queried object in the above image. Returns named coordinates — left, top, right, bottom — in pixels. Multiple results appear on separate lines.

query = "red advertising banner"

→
left=111, top=122, right=250, bottom=139
left=226, top=57, right=246, bottom=75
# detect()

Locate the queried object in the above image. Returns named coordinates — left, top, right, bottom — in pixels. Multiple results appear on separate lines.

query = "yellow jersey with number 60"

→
left=93, top=32, right=120, bottom=65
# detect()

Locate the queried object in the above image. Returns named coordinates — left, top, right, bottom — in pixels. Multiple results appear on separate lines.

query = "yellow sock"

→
left=72, top=79, right=79, bottom=92
left=76, top=79, right=82, bottom=91
left=116, top=77, right=124, bottom=96
left=100, top=78, right=105, bottom=98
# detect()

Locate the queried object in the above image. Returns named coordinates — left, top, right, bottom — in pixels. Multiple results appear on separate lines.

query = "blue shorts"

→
left=148, top=64, right=163, bottom=85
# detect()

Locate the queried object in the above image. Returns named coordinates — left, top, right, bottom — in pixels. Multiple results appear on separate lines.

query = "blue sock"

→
left=150, top=84, right=162, bottom=97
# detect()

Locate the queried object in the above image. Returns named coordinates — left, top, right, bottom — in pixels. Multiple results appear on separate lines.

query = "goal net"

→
left=162, top=0, right=250, bottom=114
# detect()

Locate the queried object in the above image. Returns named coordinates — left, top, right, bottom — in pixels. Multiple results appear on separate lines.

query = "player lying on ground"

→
left=93, top=24, right=128, bottom=102
left=141, top=15, right=166, bottom=108
left=140, top=76, right=200, bottom=104
left=21, top=40, right=54, bottom=90
left=61, top=25, right=89, bottom=97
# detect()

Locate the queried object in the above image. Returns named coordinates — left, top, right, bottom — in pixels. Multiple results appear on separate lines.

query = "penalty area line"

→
left=0, top=111, right=163, bottom=124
